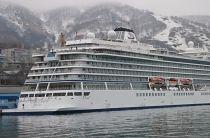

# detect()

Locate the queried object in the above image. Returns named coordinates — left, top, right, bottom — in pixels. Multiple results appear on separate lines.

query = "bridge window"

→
left=47, top=52, right=56, bottom=57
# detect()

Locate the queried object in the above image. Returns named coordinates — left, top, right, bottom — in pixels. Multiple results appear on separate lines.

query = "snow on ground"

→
left=153, top=15, right=182, bottom=42
left=115, top=11, right=130, bottom=22
left=39, top=13, right=48, bottom=22
left=62, top=19, right=74, bottom=29
left=152, top=14, right=191, bottom=51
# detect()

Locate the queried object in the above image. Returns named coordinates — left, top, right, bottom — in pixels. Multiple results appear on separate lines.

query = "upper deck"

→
left=32, top=37, right=210, bottom=65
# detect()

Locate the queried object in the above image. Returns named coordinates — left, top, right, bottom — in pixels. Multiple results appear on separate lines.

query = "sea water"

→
left=1, top=105, right=210, bottom=137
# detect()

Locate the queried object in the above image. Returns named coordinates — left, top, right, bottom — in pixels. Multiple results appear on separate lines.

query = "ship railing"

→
left=23, top=79, right=208, bottom=92
left=28, top=69, right=72, bottom=75
left=23, top=81, right=150, bottom=91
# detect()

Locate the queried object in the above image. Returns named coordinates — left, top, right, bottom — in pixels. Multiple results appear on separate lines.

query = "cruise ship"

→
left=2, top=27, right=210, bottom=114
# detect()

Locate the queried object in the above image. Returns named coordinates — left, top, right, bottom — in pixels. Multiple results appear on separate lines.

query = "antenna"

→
left=119, top=8, right=123, bottom=27
left=58, top=33, right=66, bottom=47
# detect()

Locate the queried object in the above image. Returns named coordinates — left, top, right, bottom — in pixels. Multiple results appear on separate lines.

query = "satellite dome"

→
left=108, top=30, right=116, bottom=39
left=87, top=32, right=95, bottom=38
left=188, top=41, right=194, bottom=48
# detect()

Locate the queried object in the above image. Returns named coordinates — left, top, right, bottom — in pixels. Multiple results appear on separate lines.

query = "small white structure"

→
left=108, top=30, right=116, bottom=40
left=188, top=41, right=194, bottom=48
left=179, top=41, right=208, bottom=59
left=87, top=32, right=95, bottom=39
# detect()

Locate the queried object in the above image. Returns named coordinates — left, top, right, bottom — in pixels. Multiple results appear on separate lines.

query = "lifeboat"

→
left=149, top=77, right=165, bottom=85
left=180, top=79, right=192, bottom=85
left=168, top=78, right=178, bottom=86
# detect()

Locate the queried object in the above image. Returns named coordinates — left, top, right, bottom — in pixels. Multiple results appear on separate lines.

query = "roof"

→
left=114, top=27, right=134, bottom=33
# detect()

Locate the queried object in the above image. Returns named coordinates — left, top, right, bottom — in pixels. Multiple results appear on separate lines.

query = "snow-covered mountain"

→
left=43, top=3, right=166, bottom=41
left=184, top=16, right=210, bottom=27
left=0, top=1, right=210, bottom=51
left=157, top=16, right=210, bottom=51
left=41, top=7, right=80, bottom=40
left=0, top=1, right=54, bottom=48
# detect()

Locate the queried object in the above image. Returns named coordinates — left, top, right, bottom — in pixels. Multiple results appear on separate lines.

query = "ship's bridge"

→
left=44, top=51, right=59, bottom=62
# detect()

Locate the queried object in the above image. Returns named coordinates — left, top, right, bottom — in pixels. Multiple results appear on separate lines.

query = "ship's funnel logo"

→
left=128, top=32, right=135, bottom=39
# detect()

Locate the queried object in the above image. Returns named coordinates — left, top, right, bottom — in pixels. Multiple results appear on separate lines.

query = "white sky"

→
left=3, top=0, right=210, bottom=15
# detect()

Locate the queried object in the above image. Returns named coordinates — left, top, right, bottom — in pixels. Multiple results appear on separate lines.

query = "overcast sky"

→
left=4, top=0, right=210, bottom=16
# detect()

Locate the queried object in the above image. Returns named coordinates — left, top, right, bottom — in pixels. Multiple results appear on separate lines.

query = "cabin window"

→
left=35, top=93, right=45, bottom=97
left=67, top=92, right=73, bottom=96
left=83, top=82, right=106, bottom=90
left=49, top=82, right=81, bottom=90
left=29, top=94, right=34, bottom=97
left=84, top=92, right=90, bottom=96
left=74, top=92, right=82, bottom=96
left=38, top=83, right=48, bottom=91
left=53, top=93, right=66, bottom=96
left=46, top=93, right=52, bottom=97
left=22, top=84, right=36, bottom=91
left=20, top=94, right=28, bottom=98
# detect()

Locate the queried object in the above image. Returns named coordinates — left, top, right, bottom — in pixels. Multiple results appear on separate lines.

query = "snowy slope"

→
left=152, top=15, right=189, bottom=50
left=0, top=1, right=54, bottom=47
left=152, top=14, right=210, bottom=52
left=153, top=15, right=182, bottom=42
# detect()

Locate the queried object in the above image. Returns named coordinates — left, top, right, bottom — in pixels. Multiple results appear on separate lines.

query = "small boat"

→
left=168, top=78, right=178, bottom=86
left=180, top=79, right=192, bottom=85
left=149, top=77, right=165, bottom=85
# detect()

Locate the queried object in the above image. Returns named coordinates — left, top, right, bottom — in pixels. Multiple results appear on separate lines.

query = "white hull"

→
left=2, top=90, right=209, bottom=114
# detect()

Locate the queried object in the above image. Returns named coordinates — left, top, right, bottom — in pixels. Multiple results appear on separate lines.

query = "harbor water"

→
left=1, top=105, right=210, bottom=137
